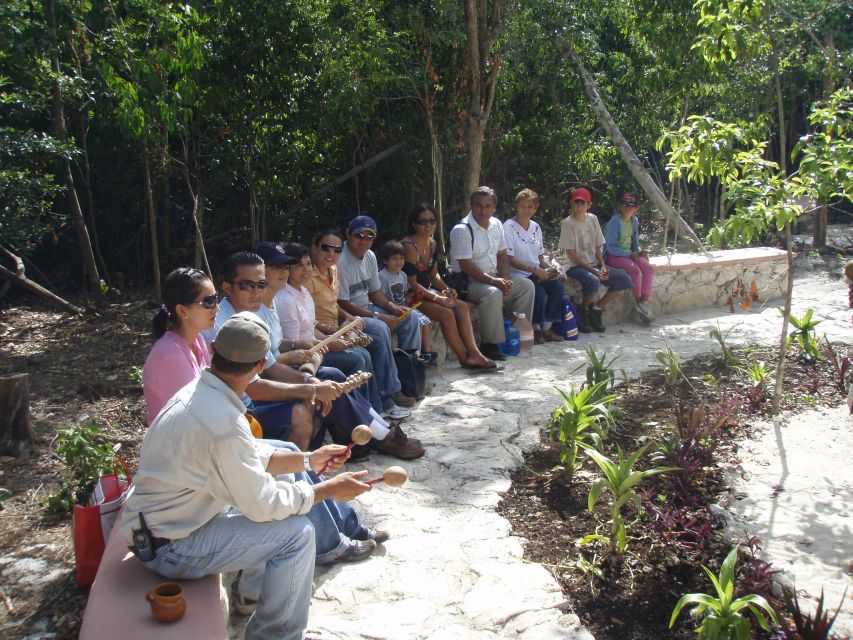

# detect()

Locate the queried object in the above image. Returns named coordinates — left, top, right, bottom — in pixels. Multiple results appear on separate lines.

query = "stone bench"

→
left=79, top=509, right=229, bottom=639
left=427, top=248, right=790, bottom=361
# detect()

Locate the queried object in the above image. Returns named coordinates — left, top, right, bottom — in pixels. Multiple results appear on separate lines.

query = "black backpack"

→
left=393, top=349, right=427, bottom=400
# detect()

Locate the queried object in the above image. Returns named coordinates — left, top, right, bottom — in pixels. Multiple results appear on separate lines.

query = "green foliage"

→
left=734, top=360, right=774, bottom=389
left=44, top=423, right=117, bottom=514
left=129, top=365, right=143, bottom=389
left=582, top=443, right=677, bottom=558
left=547, top=381, right=616, bottom=482
left=573, top=346, right=621, bottom=392
left=670, top=546, right=779, bottom=638
left=794, top=87, right=853, bottom=204
left=656, top=347, right=682, bottom=387
left=786, top=308, right=823, bottom=364
left=710, top=323, right=740, bottom=366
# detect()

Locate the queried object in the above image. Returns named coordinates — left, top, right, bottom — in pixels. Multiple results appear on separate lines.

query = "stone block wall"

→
left=428, top=247, right=790, bottom=363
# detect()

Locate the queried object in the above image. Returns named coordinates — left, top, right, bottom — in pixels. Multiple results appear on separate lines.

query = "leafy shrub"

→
left=782, top=586, right=846, bottom=640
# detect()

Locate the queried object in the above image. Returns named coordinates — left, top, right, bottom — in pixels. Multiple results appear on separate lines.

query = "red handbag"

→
left=72, top=459, right=132, bottom=586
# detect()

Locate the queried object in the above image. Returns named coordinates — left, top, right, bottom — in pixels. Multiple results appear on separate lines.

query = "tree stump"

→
left=0, top=373, right=34, bottom=457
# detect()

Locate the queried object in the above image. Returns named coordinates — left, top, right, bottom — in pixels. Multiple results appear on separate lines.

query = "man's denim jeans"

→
left=143, top=509, right=315, bottom=640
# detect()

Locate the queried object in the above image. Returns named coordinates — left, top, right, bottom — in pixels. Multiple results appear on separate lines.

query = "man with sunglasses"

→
left=448, top=186, right=535, bottom=362
left=338, top=215, right=422, bottom=412
left=557, top=188, right=633, bottom=333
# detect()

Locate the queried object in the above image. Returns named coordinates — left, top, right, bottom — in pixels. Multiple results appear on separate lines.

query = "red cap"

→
left=571, top=188, right=592, bottom=203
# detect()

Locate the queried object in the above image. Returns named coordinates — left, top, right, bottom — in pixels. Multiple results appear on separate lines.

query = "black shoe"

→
left=480, top=343, right=507, bottom=361
left=352, top=526, right=391, bottom=544
left=333, top=539, right=377, bottom=564
left=577, top=308, right=592, bottom=333
left=588, top=308, right=606, bottom=332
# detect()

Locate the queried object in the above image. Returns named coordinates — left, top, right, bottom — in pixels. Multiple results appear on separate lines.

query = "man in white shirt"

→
left=121, top=312, right=372, bottom=640
left=448, top=186, right=535, bottom=361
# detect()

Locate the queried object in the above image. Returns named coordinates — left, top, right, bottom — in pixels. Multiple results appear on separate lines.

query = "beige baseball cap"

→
left=213, top=312, right=270, bottom=363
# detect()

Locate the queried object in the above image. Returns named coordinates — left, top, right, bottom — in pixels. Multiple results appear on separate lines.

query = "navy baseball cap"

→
left=254, top=241, right=298, bottom=266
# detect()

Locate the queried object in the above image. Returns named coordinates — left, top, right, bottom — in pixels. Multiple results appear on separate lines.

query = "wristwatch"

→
left=303, top=452, right=311, bottom=471
left=372, top=311, right=380, bottom=319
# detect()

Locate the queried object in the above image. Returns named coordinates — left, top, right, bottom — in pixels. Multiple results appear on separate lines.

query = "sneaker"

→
left=382, top=404, right=411, bottom=420
left=533, top=329, right=546, bottom=345
left=640, top=300, right=655, bottom=320
left=588, top=308, right=606, bottom=332
left=634, top=301, right=653, bottom=324
left=416, top=351, right=439, bottom=368
left=375, top=423, right=425, bottom=460
left=541, top=328, right=565, bottom=342
left=332, top=539, right=377, bottom=564
left=392, top=391, right=417, bottom=407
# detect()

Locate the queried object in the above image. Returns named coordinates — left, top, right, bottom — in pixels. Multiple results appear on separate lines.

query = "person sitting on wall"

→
left=447, top=186, right=535, bottom=361
left=557, top=187, right=633, bottom=333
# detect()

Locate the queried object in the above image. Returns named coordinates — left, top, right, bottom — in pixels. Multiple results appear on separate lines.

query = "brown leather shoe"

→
left=375, top=424, right=425, bottom=460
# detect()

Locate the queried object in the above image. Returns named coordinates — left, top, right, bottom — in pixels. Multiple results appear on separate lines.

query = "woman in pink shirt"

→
left=142, top=268, right=219, bottom=424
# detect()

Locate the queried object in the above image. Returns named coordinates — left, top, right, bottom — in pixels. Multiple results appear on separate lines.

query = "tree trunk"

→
left=76, top=113, right=110, bottom=284
left=0, top=374, right=34, bottom=458
left=48, top=0, right=106, bottom=309
left=558, top=38, right=705, bottom=252
left=769, top=16, right=791, bottom=418
left=142, top=143, right=162, bottom=303
left=461, top=0, right=502, bottom=202
left=161, top=122, right=173, bottom=255
left=812, top=31, right=835, bottom=250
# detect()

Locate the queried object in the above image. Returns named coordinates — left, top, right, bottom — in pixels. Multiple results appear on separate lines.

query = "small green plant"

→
left=735, top=360, right=774, bottom=389
left=581, top=443, right=677, bottom=559
left=670, top=546, right=779, bottom=639
left=786, top=308, right=823, bottom=364
left=572, top=346, right=622, bottom=392
left=823, top=339, right=852, bottom=392
left=130, top=365, right=144, bottom=389
left=44, top=423, right=118, bottom=514
left=782, top=586, right=846, bottom=640
left=657, top=347, right=682, bottom=387
left=547, top=381, right=616, bottom=482
left=710, top=323, right=740, bottom=366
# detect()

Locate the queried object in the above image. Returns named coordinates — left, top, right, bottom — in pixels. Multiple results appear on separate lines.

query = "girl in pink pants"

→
left=603, top=193, right=655, bottom=322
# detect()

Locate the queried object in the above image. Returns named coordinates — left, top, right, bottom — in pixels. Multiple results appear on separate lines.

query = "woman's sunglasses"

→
left=320, top=243, right=343, bottom=253
left=188, top=293, right=220, bottom=309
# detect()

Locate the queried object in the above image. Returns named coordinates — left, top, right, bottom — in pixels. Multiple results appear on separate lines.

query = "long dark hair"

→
left=407, top=203, right=435, bottom=235
left=152, top=268, right=211, bottom=339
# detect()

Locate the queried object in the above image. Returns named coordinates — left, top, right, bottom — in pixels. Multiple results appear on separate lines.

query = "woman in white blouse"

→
left=502, top=188, right=565, bottom=343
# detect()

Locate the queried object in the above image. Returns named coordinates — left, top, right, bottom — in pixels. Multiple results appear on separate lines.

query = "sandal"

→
left=461, top=358, right=500, bottom=372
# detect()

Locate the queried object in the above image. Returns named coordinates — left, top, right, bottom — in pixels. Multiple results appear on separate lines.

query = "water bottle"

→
left=513, top=312, right=535, bottom=351
left=499, top=319, right=521, bottom=356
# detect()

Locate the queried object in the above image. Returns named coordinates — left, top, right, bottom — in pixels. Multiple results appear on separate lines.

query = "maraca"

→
left=318, top=424, right=373, bottom=474
left=366, top=465, right=408, bottom=487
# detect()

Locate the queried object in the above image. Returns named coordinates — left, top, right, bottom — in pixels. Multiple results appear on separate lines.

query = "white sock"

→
left=368, top=409, right=391, bottom=440
left=541, top=321, right=552, bottom=330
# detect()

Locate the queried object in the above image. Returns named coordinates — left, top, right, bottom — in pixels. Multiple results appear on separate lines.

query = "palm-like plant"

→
left=786, top=308, right=823, bottom=364
left=734, top=360, right=775, bottom=390
left=670, top=546, right=779, bottom=639
left=582, top=443, right=677, bottom=558
left=547, top=381, right=616, bottom=482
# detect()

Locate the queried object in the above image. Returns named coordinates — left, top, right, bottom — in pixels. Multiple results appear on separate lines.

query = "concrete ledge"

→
left=79, top=515, right=228, bottom=640
left=649, top=247, right=789, bottom=272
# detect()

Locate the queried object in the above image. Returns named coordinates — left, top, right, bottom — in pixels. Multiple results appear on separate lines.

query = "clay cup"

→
left=145, top=582, right=186, bottom=623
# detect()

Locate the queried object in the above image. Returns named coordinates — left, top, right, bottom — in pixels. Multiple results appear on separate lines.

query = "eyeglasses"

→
left=354, top=233, right=375, bottom=241
left=414, top=219, right=437, bottom=225
left=229, top=279, right=268, bottom=291
left=188, top=294, right=220, bottom=309
left=622, top=201, right=639, bottom=207
left=320, top=243, right=343, bottom=253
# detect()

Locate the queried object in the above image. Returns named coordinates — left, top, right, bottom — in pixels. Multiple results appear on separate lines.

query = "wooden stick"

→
left=309, top=318, right=362, bottom=353
left=397, top=302, right=422, bottom=321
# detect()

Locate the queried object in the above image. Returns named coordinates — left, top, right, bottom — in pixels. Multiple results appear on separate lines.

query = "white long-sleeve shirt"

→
left=120, top=370, right=314, bottom=543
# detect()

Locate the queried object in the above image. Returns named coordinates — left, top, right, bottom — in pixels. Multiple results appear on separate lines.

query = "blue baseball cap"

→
left=347, top=215, right=377, bottom=236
